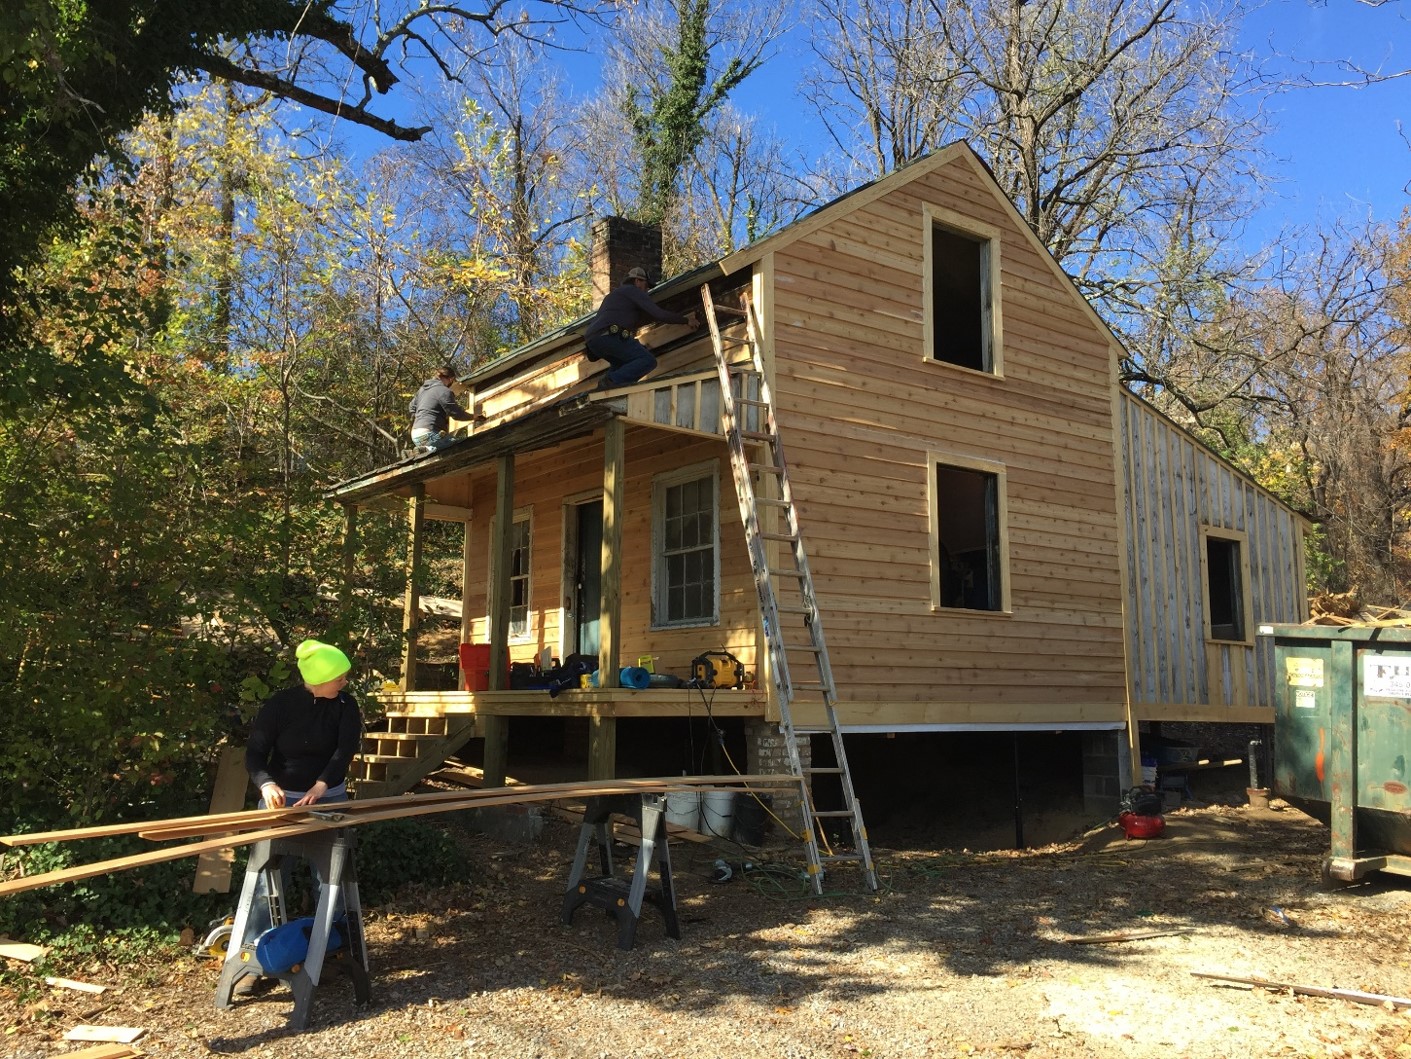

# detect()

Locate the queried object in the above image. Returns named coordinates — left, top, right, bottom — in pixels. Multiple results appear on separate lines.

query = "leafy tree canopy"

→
left=0, top=0, right=600, bottom=399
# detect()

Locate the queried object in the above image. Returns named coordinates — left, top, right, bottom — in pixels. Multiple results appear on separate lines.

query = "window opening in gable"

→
left=1206, top=535, right=1245, bottom=642
left=931, top=225, right=990, bottom=372
left=936, top=463, right=1002, bottom=611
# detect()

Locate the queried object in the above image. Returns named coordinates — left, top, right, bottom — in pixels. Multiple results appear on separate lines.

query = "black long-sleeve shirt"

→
left=245, top=686, right=363, bottom=794
left=586, top=283, right=688, bottom=337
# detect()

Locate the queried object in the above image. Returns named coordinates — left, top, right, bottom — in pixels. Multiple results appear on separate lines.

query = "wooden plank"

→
left=51, top=1045, right=139, bottom=1059
left=0, top=777, right=800, bottom=898
left=1, top=774, right=791, bottom=848
left=63, top=1026, right=146, bottom=1043
left=45, top=976, right=109, bottom=994
left=0, top=937, right=47, bottom=961
left=191, top=744, right=248, bottom=895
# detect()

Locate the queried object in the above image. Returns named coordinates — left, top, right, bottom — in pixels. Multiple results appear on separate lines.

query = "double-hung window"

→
left=653, top=464, right=719, bottom=626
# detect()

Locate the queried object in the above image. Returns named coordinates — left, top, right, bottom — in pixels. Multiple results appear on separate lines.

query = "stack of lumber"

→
left=1307, top=592, right=1411, bottom=627
left=0, top=774, right=797, bottom=898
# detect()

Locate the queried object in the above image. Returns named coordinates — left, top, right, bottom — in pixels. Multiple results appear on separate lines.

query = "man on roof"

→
left=584, top=266, right=698, bottom=390
left=408, top=363, right=471, bottom=452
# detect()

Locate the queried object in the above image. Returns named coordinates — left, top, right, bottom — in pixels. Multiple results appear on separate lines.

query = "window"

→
left=1203, top=530, right=1250, bottom=643
left=509, top=515, right=531, bottom=637
left=923, top=205, right=1002, bottom=374
left=930, top=456, right=1008, bottom=612
left=653, top=465, right=719, bottom=626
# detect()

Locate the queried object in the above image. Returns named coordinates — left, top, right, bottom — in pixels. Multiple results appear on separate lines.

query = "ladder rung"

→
left=804, top=766, right=845, bottom=775
left=812, top=810, right=854, bottom=819
left=766, top=566, right=805, bottom=577
left=821, top=852, right=865, bottom=864
left=756, top=498, right=791, bottom=508
left=713, top=304, right=747, bottom=316
left=774, top=603, right=813, bottom=614
left=759, top=531, right=797, bottom=543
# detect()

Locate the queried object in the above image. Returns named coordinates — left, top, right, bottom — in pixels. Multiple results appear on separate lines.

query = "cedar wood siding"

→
left=1120, top=391, right=1309, bottom=723
left=445, top=430, right=764, bottom=683
left=766, top=151, right=1129, bottom=728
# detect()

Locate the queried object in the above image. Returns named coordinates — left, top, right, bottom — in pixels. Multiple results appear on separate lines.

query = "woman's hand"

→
left=260, top=783, right=286, bottom=809
left=292, top=780, right=328, bottom=808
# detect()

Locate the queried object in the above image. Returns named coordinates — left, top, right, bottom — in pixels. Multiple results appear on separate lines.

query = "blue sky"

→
left=1241, top=0, right=1410, bottom=238
left=357, top=2, right=1409, bottom=251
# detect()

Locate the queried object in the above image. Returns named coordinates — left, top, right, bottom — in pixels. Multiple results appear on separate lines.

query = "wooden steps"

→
left=350, top=710, right=478, bottom=800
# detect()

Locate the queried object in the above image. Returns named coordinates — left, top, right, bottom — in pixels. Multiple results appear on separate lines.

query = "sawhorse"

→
left=215, top=828, right=370, bottom=1030
left=560, top=793, right=680, bottom=950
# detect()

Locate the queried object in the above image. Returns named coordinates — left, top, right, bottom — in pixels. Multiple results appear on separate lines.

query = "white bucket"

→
left=664, top=790, right=702, bottom=831
left=700, top=790, right=735, bottom=840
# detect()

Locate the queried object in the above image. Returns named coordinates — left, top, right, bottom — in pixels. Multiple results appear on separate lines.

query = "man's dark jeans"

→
left=586, top=331, right=657, bottom=387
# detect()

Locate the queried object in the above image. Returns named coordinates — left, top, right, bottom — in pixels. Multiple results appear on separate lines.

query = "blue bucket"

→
left=619, top=666, right=651, bottom=689
left=254, top=917, right=343, bottom=976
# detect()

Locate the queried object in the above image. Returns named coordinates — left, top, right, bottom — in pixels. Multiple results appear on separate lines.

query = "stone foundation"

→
left=745, top=720, right=808, bottom=836
left=1081, top=729, right=1128, bottom=818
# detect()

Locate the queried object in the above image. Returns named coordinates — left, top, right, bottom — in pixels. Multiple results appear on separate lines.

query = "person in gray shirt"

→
left=409, top=364, right=471, bottom=450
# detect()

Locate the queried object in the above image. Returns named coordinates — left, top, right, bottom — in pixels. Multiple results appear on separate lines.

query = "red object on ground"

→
left=1119, top=811, right=1166, bottom=839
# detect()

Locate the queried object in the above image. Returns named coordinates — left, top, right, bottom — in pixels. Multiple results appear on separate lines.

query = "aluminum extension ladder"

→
left=700, top=282, right=878, bottom=894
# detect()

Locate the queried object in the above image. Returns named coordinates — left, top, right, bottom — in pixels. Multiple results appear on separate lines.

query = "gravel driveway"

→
left=7, top=800, right=1411, bottom=1058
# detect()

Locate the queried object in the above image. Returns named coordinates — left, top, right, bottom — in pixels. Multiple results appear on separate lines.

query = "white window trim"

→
left=651, top=459, right=721, bottom=629
left=487, top=506, right=533, bottom=641
left=927, top=450, right=1011, bottom=614
left=1199, top=525, right=1254, bottom=646
left=922, top=203, right=1004, bottom=378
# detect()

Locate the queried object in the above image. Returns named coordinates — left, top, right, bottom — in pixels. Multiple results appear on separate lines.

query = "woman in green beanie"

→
left=245, top=639, right=363, bottom=809
left=235, top=639, right=363, bottom=994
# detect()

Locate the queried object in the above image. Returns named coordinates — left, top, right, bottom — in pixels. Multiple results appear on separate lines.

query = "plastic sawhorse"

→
left=560, top=793, right=681, bottom=950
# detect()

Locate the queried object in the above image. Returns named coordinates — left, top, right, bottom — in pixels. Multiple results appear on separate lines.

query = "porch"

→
left=332, top=324, right=779, bottom=798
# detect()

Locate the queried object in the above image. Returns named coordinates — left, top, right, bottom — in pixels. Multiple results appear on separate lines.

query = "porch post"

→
left=482, top=455, right=514, bottom=787
left=399, top=485, right=425, bottom=692
left=590, top=418, right=625, bottom=781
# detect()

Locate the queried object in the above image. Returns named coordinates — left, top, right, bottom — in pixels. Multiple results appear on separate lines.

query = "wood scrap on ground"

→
left=1193, top=971, right=1411, bottom=1009
left=55, top=1045, right=141, bottom=1059
left=0, top=937, right=47, bottom=961
left=45, top=975, right=109, bottom=994
left=1059, top=928, right=1192, bottom=944
left=62, top=1024, right=147, bottom=1043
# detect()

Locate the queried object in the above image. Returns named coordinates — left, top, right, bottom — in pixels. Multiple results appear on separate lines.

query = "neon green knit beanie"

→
left=295, top=639, right=351, bottom=685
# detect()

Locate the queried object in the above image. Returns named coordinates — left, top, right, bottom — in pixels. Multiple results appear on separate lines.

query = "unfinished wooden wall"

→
left=768, top=152, right=1130, bottom=728
left=446, top=428, right=761, bottom=681
left=1120, top=392, right=1308, bottom=721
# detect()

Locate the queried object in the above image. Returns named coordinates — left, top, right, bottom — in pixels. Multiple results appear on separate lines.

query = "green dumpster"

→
left=1261, top=622, right=1411, bottom=883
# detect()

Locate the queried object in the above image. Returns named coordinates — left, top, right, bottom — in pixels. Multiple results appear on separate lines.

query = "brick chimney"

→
left=590, top=216, right=664, bottom=301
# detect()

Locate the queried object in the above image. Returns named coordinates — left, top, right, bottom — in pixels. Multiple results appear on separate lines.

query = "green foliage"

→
left=624, top=0, right=761, bottom=228
left=0, top=836, right=230, bottom=942
left=354, top=818, right=470, bottom=904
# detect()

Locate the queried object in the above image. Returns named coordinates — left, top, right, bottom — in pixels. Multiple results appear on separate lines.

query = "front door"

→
left=573, top=500, right=603, bottom=656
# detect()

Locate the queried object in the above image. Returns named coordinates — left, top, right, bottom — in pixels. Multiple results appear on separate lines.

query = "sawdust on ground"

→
left=5, top=797, right=1411, bottom=1059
